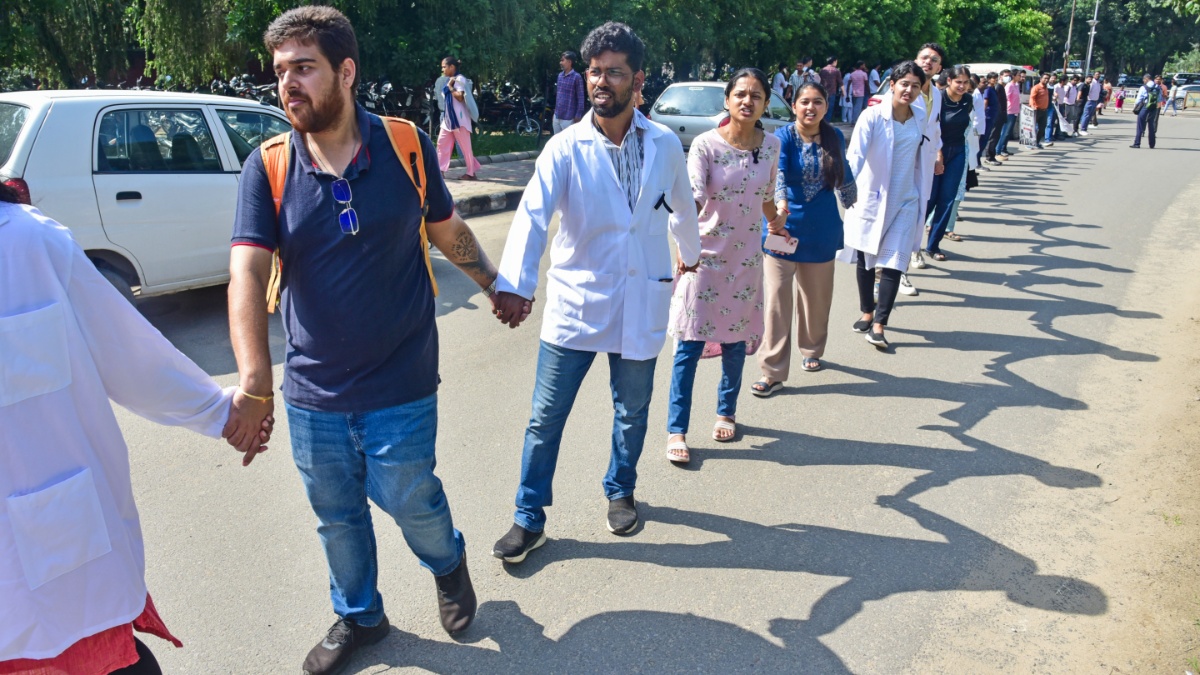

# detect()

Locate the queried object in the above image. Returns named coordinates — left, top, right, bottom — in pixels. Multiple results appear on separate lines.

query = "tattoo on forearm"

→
left=440, top=228, right=497, bottom=287
left=449, top=232, right=479, bottom=263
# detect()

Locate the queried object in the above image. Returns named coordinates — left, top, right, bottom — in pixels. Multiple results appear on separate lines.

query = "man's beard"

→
left=592, top=85, right=634, bottom=118
left=283, top=85, right=345, bottom=134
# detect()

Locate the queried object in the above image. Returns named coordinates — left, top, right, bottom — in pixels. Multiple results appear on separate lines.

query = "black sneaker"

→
left=852, top=318, right=872, bottom=333
left=434, top=556, right=477, bottom=635
left=607, top=496, right=639, bottom=535
left=302, top=615, right=390, bottom=675
left=492, top=523, right=546, bottom=563
left=865, top=330, right=889, bottom=349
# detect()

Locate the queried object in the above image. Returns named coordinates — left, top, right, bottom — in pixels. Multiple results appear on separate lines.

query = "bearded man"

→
left=489, top=21, right=702, bottom=563
left=226, top=6, right=511, bottom=673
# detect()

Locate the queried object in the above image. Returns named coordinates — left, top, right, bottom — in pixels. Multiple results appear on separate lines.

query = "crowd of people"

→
left=1, top=6, right=1185, bottom=675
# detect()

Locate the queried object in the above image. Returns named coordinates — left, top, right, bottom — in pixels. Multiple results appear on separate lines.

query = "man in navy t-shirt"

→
left=226, top=7, right=524, bottom=674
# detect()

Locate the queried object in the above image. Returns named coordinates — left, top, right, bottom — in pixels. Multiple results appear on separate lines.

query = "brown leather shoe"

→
left=435, top=556, right=477, bottom=635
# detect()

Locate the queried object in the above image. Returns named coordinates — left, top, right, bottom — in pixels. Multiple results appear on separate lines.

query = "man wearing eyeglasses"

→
left=226, top=7, right=516, bottom=674
left=488, top=21, right=702, bottom=564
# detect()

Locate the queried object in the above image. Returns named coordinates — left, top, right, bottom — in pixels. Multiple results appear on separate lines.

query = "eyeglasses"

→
left=331, top=178, right=359, bottom=235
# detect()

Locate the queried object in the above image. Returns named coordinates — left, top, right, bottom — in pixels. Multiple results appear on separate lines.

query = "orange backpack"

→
left=259, top=117, right=438, bottom=313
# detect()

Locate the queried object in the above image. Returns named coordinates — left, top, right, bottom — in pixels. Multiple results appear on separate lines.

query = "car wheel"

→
left=95, top=262, right=135, bottom=304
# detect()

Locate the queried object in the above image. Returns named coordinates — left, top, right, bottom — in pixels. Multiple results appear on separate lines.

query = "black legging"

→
left=856, top=252, right=901, bottom=326
left=110, top=639, right=162, bottom=675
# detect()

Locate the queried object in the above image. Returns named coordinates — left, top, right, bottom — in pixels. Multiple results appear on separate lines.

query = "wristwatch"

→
left=482, top=280, right=497, bottom=298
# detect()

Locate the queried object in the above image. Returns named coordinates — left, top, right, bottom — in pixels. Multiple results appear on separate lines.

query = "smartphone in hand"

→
left=764, top=233, right=798, bottom=254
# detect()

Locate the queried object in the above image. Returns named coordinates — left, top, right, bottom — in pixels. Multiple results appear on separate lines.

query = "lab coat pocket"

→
left=0, top=303, right=72, bottom=407
left=646, top=277, right=674, bottom=335
left=8, top=468, right=112, bottom=590
left=551, top=268, right=612, bottom=329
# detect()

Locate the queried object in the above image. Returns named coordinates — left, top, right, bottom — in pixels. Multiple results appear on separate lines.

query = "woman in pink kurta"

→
left=665, top=68, right=784, bottom=464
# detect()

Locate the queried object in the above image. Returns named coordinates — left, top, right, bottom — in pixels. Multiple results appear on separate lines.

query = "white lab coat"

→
left=910, top=85, right=943, bottom=204
left=841, top=94, right=930, bottom=258
left=497, top=109, right=702, bottom=361
left=0, top=204, right=232, bottom=660
left=968, top=89, right=987, bottom=170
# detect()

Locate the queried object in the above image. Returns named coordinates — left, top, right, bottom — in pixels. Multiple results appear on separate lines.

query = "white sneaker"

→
left=911, top=251, right=927, bottom=269
left=898, top=274, right=918, bottom=296
left=1078, top=130, right=1089, bottom=136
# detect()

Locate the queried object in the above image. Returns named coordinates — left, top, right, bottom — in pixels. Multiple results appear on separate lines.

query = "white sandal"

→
left=712, top=419, right=736, bottom=443
left=666, top=435, right=690, bottom=464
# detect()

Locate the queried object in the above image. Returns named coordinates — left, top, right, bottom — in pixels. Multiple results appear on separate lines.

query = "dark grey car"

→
left=649, top=81, right=794, bottom=150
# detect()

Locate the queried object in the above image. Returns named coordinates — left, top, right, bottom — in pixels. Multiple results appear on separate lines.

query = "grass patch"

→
left=442, top=130, right=549, bottom=159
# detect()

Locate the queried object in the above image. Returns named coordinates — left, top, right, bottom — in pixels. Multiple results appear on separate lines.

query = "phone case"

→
left=764, top=233, right=798, bottom=254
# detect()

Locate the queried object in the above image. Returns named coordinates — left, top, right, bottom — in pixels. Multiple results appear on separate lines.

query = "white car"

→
left=0, top=89, right=291, bottom=300
left=650, top=82, right=794, bottom=150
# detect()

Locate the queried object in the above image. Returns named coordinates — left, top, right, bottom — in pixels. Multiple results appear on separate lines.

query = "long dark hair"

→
left=724, top=67, right=770, bottom=99
left=0, top=183, right=20, bottom=204
left=792, top=82, right=845, bottom=190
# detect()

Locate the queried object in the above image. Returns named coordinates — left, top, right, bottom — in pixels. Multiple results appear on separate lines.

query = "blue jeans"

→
left=996, top=113, right=1016, bottom=154
left=1082, top=100, right=1098, bottom=129
left=514, top=341, right=657, bottom=533
left=667, top=340, right=746, bottom=435
left=853, top=95, right=867, bottom=123
left=925, top=144, right=966, bottom=255
left=287, top=394, right=464, bottom=627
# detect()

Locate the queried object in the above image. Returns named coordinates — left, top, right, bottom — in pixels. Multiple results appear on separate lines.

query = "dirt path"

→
left=909, top=174, right=1200, bottom=672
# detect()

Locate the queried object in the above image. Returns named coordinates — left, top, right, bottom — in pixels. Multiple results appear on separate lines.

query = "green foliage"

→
left=3, top=0, right=1195, bottom=92
left=1167, top=45, right=1200, bottom=71
left=0, top=0, right=135, bottom=87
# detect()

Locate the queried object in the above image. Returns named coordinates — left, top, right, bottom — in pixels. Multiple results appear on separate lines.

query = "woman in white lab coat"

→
left=0, top=185, right=271, bottom=674
left=838, top=61, right=929, bottom=350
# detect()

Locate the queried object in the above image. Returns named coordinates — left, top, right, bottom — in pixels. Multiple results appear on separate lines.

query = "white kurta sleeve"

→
left=666, top=139, right=701, bottom=267
left=496, top=142, right=566, bottom=299
left=66, top=246, right=232, bottom=438
left=846, top=111, right=872, bottom=180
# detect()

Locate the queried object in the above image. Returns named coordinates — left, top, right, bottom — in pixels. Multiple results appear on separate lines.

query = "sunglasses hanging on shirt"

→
left=331, top=178, right=359, bottom=235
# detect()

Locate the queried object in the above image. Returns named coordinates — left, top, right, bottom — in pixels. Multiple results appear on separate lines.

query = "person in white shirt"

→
left=772, top=63, right=789, bottom=99
left=490, top=22, right=702, bottom=563
left=436, top=56, right=481, bottom=180
left=0, top=189, right=270, bottom=672
left=869, top=64, right=882, bottom=93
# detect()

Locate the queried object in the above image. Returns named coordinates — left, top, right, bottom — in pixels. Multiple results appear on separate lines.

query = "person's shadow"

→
left=363, top=599, right=850, bottom=674
left=501, top=501, right=1106, bottom=640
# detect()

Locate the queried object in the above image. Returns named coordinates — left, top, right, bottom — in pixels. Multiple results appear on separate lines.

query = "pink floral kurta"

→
left=669, top=128, right=780, bottom=357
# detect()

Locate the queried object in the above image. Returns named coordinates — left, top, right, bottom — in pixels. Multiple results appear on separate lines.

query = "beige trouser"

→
left=758, top=256, right=835, bottom=382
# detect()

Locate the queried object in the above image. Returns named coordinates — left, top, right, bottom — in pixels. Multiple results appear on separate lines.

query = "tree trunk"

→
left=24, top=8, right=77, bottom=87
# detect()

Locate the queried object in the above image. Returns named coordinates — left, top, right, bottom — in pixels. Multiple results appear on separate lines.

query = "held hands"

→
left=221, top=389, right=275, bottom=467
left=676, top=254, right=700, bottom=276
left=492, top=291, right=534, bottom=328
left=768, top=208, right=789, bottom=237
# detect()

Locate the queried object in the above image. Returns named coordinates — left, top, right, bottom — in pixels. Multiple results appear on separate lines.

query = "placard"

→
left=1018, top=104, right=1037, bottom=149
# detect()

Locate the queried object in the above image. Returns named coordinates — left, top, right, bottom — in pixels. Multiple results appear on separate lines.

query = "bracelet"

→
left=482, top=280, right=497, bottom=298
left=238, top=387, right=273, bottom=402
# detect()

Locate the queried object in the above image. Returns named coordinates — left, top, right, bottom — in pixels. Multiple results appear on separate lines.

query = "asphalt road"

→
left=118, top=111, right=1200, bottom=673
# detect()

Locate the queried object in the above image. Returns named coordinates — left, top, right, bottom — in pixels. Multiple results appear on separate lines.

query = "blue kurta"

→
left=766, top=124, right=856, bottom=264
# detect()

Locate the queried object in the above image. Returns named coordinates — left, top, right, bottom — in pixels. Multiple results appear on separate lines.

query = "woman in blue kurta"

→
left=751, top=82, right=856, bottom=397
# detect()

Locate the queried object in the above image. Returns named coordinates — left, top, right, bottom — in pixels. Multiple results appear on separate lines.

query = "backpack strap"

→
left=257, top=119, right=439, bottom=315
left=381, top=116, right=439, bottom=297
left=260, top=132, right=290, bottom=313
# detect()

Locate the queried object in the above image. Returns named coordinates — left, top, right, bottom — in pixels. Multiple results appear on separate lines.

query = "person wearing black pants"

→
left=856, top=253, right=902, bottom=332
left=111, top=639, right=163, bottom=675
left=1132, top=74, right=1161, bottom=148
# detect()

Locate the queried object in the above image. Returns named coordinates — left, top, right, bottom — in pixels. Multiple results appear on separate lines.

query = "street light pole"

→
left=1083, top=0, right=1100, bottom=76
left=1063, top=0, right=1078, bottom=72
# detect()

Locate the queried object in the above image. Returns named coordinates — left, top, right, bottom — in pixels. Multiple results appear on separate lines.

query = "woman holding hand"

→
left=666, top=68, right=782, bottom=464
left=752, top=82, right=855, bottom=397
left=838, top=62, right=929, bottom=350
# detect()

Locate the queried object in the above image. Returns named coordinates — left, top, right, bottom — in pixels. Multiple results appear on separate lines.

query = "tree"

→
left=0, top=0, right=134, bottom=87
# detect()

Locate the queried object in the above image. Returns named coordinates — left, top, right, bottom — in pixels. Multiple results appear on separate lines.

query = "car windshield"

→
left=654, top=86, right=726, bottom=117
left=0, top=103, right=29, bottom=167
